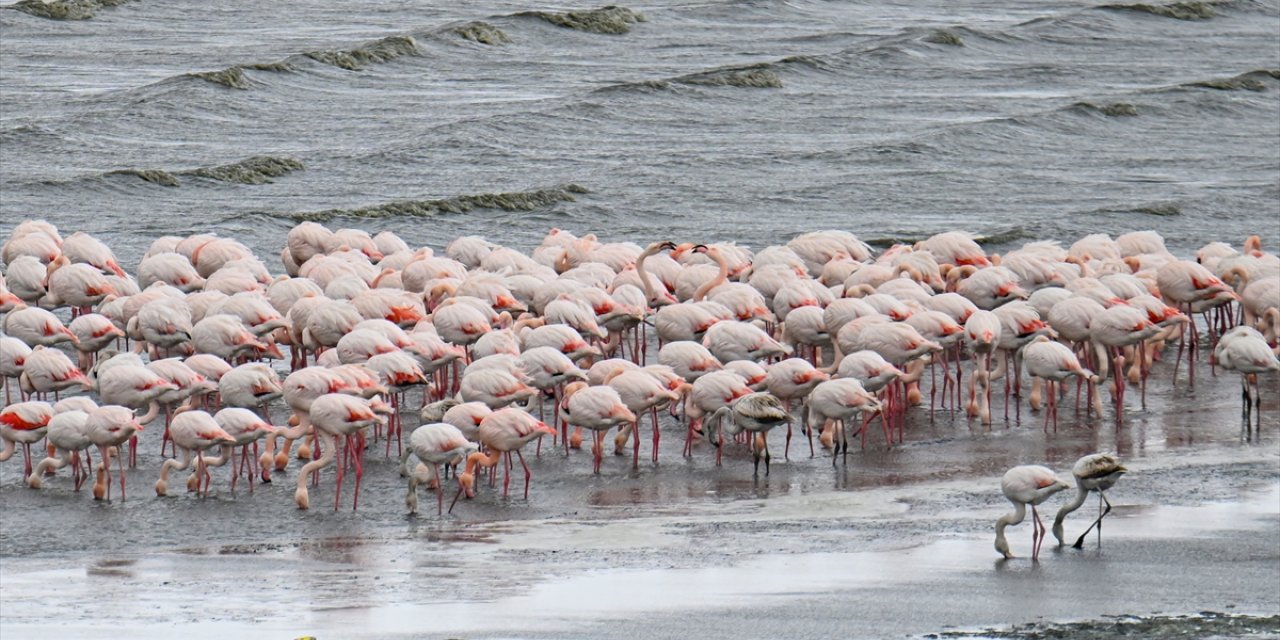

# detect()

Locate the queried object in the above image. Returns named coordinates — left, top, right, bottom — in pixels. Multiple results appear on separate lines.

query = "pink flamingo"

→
left=994, top=465, right=1070, bottom=561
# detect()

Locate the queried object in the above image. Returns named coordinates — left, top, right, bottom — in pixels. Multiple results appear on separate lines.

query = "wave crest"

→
left=305, top=35, right=418, bottom=70
left=10, top=0, right=129, bottom=20
left=453, top=21, right=511, bottom=45
left=1185, top=69, right=1279, bottom=91
left=923, top=30, right=965, bottom=46
left=275, top=185, right=589, bottom=222
left=521, top=6, right=647, bottom=35
left=1070, top=101, right=1139, bottom=116
left=191, top=156, right=304, bottom=184
left=1100, top=2, right=1217, bottom=20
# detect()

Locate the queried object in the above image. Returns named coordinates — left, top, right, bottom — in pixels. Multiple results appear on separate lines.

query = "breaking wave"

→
left=517, top=6, right=647, bottom=35
left=268, top=185, right=589, bottom=222
left=9, top=0, right=129, bottom=20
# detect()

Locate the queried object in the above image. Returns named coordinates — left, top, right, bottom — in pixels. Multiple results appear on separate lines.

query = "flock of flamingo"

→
left=1, top=219, right=1277, bottom=559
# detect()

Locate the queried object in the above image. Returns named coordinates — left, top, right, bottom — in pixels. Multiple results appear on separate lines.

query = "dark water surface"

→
left=2, top=0, right=1278, bottom=262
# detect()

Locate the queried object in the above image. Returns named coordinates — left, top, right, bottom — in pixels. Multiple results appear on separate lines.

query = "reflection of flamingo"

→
left=1053, top=453, right=1127, bottom=549
left=994, top=465, right=1070, bottom=561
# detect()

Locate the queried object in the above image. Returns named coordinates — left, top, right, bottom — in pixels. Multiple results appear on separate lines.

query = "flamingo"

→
left=212, top=407, right=276, bottom=491
left=687, top=369, right=755, bottom=456
left=294, top=393, right=385, bottom=511
left=83, top=405, right=145, bottom=501
left=456, top=408, right=556, bottom=505
left=401, top=422, right=479, bottom=515
left=1156, top=260, right=1235, bottom=384
left=61, top=231, right=126, bottom=277
left=607, top=368, right=681, bottom=464
left=19, top=345, right=92, bottom=400
left=1052, top=453, right=1127, bottom=549
left=964, top=310, right=1002, bottom=425
left=804, top=378, right=883, bottom=458
left=2, top=336, right=32, bottom=403
left=1089, top=305, right=1160, bottom=418
left=46, top=257, right=117, bottom=313
left=994, top=465, right=1070, bottom=561
left=133, top=297, right=194, bottom=356
left=559, top=381, right=637, bottom=473
left=764, top=357, right=829, bottom=456
left=1020, top=336, right=1098, bottom=429
left=1215, top=326, right=1280, bottom=428
left=703, top=392, right=790, bottom=475
left=0, top=400, right=55, bottom=477
left=137, top=252, right=205, bottom=291
left=4, top=306, right=78, bottom=348
left=69, top=313, right=125, bottom=371
left=154, top=410, right=237, bottom=497
left=26, top=409, right=93, bottom=491
left=703, top=320, right=791, bottom=363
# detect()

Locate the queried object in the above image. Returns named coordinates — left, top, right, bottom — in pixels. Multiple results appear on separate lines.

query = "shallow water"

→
left=1, top=352, right=1277, bottom=638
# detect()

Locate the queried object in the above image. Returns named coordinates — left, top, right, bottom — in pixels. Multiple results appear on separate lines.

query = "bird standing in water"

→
left=1053, top=453, right=1127, bottom=549
left=994, top=464, right=1070, bottom=561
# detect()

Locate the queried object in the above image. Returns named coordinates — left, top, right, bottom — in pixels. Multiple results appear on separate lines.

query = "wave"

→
left=1089, top=202, right=1182, bottom=217
left=187, top=62, right=293, bottom=89
left=922, top=30, right=965, bottom=47
left=103, top=168, right=179, bottom=187
left=1099, top=1, right=1218, bottom=20
left=1182, top=69, right=1280, bottom=91
left=1067, top=101, right=1140, bottom=117
left=265, top=184, right=590, bottom=222
left=9, top=0, right=128, bottom=20
left=516, top=6, right=647, bottom=35
left=304, top=35, right=418, bottom=71
left=190, top=156, right=304, bottom=184
left=675, top=65, right=784, bottom=89
left=589, top=55, right=828, bottom=96
left=452, top=21, right=510, bottom=45
left=95, top=155, right=303, bottom=187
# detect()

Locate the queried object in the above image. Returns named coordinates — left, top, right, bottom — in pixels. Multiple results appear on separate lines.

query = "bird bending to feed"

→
left=994, top=465, right=1070, bottom=561
left=1053, top=453, right=1127, bottom=549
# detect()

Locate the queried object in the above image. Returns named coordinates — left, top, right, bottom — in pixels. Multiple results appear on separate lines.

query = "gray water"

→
left=2, top=0, right=1278, bottom=264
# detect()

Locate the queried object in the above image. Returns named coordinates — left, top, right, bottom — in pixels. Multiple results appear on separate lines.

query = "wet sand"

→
left=1, top=358, right=1278, bottom=639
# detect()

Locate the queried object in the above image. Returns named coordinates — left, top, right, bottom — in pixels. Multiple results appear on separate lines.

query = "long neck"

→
left=463, top=448, right=502, bottom=476
left=693, top=252, right=729, bottom=302
left=995, top=501, right=1027, bottom=543
left=1053, top=483, right=1089, bottom=542
left=135, top=401, right=161, bottom=425
left=635, top=247, right=660, bottom=305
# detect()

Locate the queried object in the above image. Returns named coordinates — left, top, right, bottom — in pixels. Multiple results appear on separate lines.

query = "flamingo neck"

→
left=463, top=448, right=502, bottom=476
left=995, top=501, right=1027, bottom=542
left=693, top=252, right=729, bottom=302
left=1053, top=484, right=1090, bottom=538
left=635, top=247, right=662, bottom=306
left=135, top=401, right=161, bottom=425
